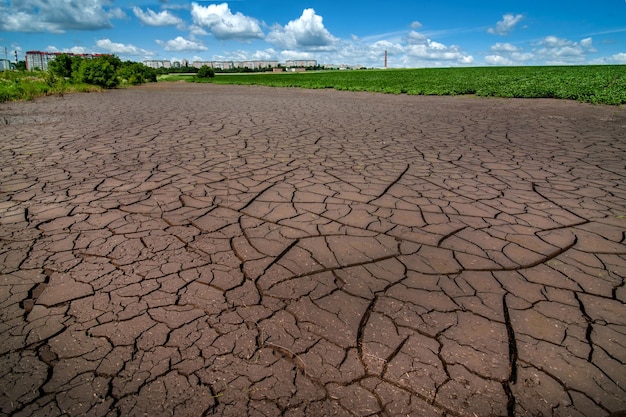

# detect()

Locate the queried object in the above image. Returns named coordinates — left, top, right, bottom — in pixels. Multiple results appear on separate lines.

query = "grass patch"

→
left=157, top=73, right=196, bottom=82
left=0, top=70, right=103, bottom=102
left=188, top=65, right=626, bottom=105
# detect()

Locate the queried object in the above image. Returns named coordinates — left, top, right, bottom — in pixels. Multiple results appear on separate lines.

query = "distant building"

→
left=192, top=60, right=230, bottom=70
left=0, top=59, right=13, bottom=71
left=143, top=60, right=172, bottom=69
left=236, top=60, right=279, bottom=70
left=323, top=63, right=361, bottom=70
left=191, top=60, right=278, bottom=70
left=25, top=51, right=107, bottom=71
left=285, top=60, right=317, bottom=68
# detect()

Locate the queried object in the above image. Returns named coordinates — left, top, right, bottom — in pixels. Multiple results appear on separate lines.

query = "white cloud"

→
left=133, top=7, right=184, bottom=29
left=490, top=42, right=519, bottom=53
left=156, top=36, right=208, bottom=52
left=403, top=31, right=473, bottom=64
left=107, top=8, right=126, bottom=20
left=485, top=42, right=533, bottom=65
left=579, top=37, right=593, bottom=49
left=220, top=48, right=278, bottom=61
left=314, top=38, right=398, bottom=67
left=372, top=40, right=404, bottom=56
left=608, top=52, right=626, bottom=64
left=191, top=2, right=263, bottom=41
left=536, top=36, right=596, bottom=64
left=96, top=39, right=150, bottom=56
left=47, top=45, right=91, bottom=54
left=248, top=48, right=278, bottom=60
left=484, top=55, right=514, bottom=66
left=189, top=25, right=209, bottom=37
left=268, top=27, right=474, bottom=68
left=0, top=0, right=125, bottom=32
left=410, top=21, right=423, bottom=29
left=406, top=30, right=428, bottom=45
left=267, top=8, right=338, bottom=51
left=488, top=13, right=523, bottom=36
left=510, top=52, right=534, bottom=62
left=279, top=50, right=315, bottom=61
left=540, top=35, right=571, bottom=48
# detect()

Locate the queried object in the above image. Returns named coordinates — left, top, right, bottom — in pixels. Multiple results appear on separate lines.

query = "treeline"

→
left=154, top=64, right=325, bottom=75
left=48, top=54, right=157, bottom=88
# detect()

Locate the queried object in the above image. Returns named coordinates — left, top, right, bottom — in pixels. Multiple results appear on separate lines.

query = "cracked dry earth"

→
left=1, top=83, right=625, bottom=417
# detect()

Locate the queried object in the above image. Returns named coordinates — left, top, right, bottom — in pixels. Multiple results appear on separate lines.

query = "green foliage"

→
left=155, top=66, right=198, bottom=75
left=193, top=65, right=626, bottom=105
left=0, top=70, right=79, bottom=102
left=197, top=65, right=215, bottom=78
left=1, top=55, right=158, bottom=102
left=43, top=71, right=67, bottom=96
left=117, top=61, right=157, bottom=85
left=48, top=54, right=75, bottom=78
left=74, top=57, right=119, bottom=88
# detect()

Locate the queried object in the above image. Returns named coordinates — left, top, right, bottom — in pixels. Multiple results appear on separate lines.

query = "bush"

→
left=117, top=61, right=157, bottom=85
left=197, top=65, right=215, bottom=78
left=48, top=54, right=75, bottom=79
left=74, top=57, right=119, bottom=88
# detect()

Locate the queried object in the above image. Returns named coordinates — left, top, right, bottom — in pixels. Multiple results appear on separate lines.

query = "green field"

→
left=194, top=65, right=626, bottom=105
left=3, top=65, right=625, bottom=105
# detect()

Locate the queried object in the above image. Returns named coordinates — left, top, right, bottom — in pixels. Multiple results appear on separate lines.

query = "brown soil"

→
left=1, top=83, right=625, bottom=416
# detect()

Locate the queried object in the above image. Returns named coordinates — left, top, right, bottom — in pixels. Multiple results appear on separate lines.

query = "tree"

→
left=48, top=54, right=74, bottom=78
left=197, top=65, right=215, bottom=78
left=116, top=61, right=157, bottom=85
left=75, top=57, right=119, bottom=88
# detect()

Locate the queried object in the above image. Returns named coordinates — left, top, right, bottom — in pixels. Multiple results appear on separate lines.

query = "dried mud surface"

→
left=1, top=83, right=625, bottom=417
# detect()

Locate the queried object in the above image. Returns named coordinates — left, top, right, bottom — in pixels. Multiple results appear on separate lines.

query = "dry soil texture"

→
left=1, top=83, right=626, bottom=417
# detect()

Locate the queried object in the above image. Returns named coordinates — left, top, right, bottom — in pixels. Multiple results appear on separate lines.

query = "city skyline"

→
left=2, top=0, right=626, bottom=68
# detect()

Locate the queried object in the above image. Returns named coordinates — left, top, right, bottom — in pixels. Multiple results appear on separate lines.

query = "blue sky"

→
left=2, top=0, right=626, bottom=67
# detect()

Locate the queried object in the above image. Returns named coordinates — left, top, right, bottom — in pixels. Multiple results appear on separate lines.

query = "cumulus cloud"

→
left=372, top=40, right=404, bottom=56
left=484, top=42, right=533, bottom=65
left=191, top=2, right=263, bottom=41
left=267, top=8, right=338, bottom=51
left=403, top=30, right=473, bottom=64
left=484, top=55, right=514, bottom=65
left=279, top=50, right=315, bottom=61
left=536, top=36, right=596, bottom=64
left=608, top=52, right=626, bottom=64
left=47, top=45, right=92, bottom=54
left=96, top=39, right=150, bottom=56
left=293, top=27, right=474, bottom=68
left=406, top=30, right=428, bottom=45
left=133, top=7, right=184, bottom=29
left=540, top=35, right=571, bottom=48
left=0, top=0, right=125, bottom=32
left=220, top=48, right=278, bottom=61
left=156, top=36, right=208, bottom=52
left=490, top=42, right=519, bottom=53
left=488, top=13, right=523, bottom=36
